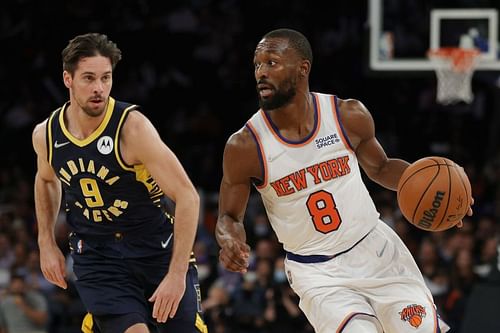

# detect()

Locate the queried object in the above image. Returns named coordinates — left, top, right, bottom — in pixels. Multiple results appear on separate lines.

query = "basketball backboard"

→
left=369, top=0, right=500, bottom=71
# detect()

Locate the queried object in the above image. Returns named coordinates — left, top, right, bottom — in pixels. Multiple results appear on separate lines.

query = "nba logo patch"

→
left=77, top=240, right=83, bottom=254
left=399, top=304, right=426, bottom=328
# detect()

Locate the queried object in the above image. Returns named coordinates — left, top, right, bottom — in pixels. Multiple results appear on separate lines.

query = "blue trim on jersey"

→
left=286, top=252, right=335, bottom=263
left=333, top=95, right=354, bottom=151
left=262, top=92, right=318, bottom=145
left=286, top=230, right=370, bottom=263
left=338, top=313, right=378, bottom=332
left=245, top=123, right=265, bottom=187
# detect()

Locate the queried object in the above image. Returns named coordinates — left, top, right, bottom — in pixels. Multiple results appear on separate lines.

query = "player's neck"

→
left=266, top=91, right=314, bottom=139
left=65, top=100, right=108, bottom=140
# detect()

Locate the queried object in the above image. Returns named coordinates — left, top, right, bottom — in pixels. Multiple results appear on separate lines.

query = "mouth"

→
left=257, top=83, right=274, bottom=98
left=89, top=97, right=104, bottom=106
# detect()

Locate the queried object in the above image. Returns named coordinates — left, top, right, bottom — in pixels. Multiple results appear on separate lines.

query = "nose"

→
left=255, top=64, right=268, bottom=80
left=93, top=80, right=104, bottom=94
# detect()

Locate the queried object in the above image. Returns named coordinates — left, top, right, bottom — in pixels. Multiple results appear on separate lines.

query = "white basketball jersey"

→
left=246, top=92, right=380, bottom=255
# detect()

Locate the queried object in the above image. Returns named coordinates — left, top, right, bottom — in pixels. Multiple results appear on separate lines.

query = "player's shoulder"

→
left=226, top=126, right=255, bottom=149
left=32, top=118, right=48, bottom=141
left=336, top=97, right=374, bottom=125
left=32, top=119, right=49, bottom=154
left=334, top=97, right=375, bottom=143
left=224, top=126, right=259, bottom=161
left=121, top=109, right=153, bottom=135
left=337, top=97, right=370, bottom=116
left=32, top=105, right=65, bottom=137
left=223, top=126, right=261, bottom=178
left=123, top=107, right=145, bottom=122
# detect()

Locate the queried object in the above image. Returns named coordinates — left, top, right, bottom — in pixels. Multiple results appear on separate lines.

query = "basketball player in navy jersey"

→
left=216, top=29, right=473, bottom=333
left=32, top=33, right=207, bottom=333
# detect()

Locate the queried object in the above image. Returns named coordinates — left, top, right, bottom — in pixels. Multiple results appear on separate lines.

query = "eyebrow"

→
left=80, top=71, right=112, bottom=76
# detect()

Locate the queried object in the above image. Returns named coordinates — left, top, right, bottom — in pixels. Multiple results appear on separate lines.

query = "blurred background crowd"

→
left=0, top=0, right=499, bottom=332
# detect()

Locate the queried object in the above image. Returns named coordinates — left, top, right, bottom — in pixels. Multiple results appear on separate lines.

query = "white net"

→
left=428, top=48, right=480, bottom=105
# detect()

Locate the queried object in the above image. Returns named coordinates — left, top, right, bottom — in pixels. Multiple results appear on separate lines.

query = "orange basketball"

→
left=397, top=156, right=472, bottom=232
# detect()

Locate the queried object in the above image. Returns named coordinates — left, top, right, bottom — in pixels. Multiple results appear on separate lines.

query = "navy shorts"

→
left=69, top=231, right=206, bottom=333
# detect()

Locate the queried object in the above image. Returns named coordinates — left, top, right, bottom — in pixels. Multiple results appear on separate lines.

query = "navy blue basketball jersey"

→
left=46, top=97, right=169, bottom=236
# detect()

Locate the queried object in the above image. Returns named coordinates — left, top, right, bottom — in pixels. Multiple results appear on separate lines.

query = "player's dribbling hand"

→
left=219, top=239, right=250, bottom=273
left=456, top=197, right=474, bottom=228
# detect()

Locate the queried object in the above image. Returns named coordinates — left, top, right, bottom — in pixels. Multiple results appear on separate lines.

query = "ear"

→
left=63, top=71, right=72, bottom=88
left=299, top=60, right=311, bottom=78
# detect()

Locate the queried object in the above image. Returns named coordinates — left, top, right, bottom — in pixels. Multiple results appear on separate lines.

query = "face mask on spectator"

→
left=254, top=224, right=270, bottom=237
left=197, top=264, right=211, bottom=281
left=274, top=269, right=287, bottom=283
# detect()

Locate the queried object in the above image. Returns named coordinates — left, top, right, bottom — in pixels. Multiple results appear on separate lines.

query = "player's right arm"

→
left=216, top=127, right=261, bottom=273
left=32, top=121, right=67, bottom=289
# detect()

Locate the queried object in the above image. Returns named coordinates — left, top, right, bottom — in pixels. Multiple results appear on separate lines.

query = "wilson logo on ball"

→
left=418, top=191, right=445, bottom=229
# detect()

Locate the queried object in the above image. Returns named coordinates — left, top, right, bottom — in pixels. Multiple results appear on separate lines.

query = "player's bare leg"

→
left=125, top=323, right=149, bottom=333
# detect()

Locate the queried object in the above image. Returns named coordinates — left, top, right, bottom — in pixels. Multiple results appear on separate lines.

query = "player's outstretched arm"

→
left=32, top=121, right=67, bottom=290
left=120, top=110, right=200, bottom=322
left=216, top=128, right=260, bottom=273
left=341, top=99, right=474, bottom=228
left=338, top=98, right=410, bottom=191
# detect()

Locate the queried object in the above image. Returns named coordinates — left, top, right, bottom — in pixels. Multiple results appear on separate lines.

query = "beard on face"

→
left=257, top=77, right=297, bottom=111
left=82, top=105, right=106, bottom=118
left=75, top=94, right=106, bottom=118
left=71, top=89, right=107, bottom=118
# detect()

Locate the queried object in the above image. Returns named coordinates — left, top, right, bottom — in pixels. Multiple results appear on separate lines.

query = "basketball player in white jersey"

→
left=215, top=29, right=473, bottom=333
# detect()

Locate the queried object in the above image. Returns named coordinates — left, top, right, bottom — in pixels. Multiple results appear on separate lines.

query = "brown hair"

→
left=62, top=33, right=122, bottom=75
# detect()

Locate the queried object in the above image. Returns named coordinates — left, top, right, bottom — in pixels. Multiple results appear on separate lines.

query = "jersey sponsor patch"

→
left=399, top=304, right=426, bottom=328
left=97, top=136, right=113, bottom=155
left=314, top=133, right=340, bottom=149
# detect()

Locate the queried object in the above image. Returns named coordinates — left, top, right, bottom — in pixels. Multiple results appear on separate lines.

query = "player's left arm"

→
left=338, top=98, right=409, bottom=191
left=120, top=110, right=200, bottom=322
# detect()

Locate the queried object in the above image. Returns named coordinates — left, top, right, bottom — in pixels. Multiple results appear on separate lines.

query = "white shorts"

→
left=284, top=221, right=450, bottom=333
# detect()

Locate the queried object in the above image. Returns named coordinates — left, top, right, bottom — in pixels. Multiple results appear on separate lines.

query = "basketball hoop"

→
left=427, top=47, right=480, bottom=105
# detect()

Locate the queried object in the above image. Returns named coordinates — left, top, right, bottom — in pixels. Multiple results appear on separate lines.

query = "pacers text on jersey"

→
left=58, top=157, right=129, bottom=223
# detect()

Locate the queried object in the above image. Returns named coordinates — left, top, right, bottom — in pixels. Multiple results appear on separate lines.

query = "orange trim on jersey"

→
left=427, top=296, right=440, bottom=333
left=59, top=97, right=116, bottom=147
left=114, top=106, right=137, bottom=172
left=246, top=121, right=268, bottom=189
left=337, top=312, right=355, bottom=332
left=329, top=95, right=354, bottom=153
left=259, top=93, right=321, bottom=147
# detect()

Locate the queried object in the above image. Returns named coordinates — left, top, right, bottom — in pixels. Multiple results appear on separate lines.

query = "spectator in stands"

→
left=0, top=273, right=48, bottom=333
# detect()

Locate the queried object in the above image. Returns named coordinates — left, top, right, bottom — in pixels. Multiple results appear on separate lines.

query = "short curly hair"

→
left=263, top=28, right=313, bottom=65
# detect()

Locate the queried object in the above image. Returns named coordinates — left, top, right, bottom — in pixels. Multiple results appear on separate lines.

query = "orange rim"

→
left=428, top=47, right=480, bottom=71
